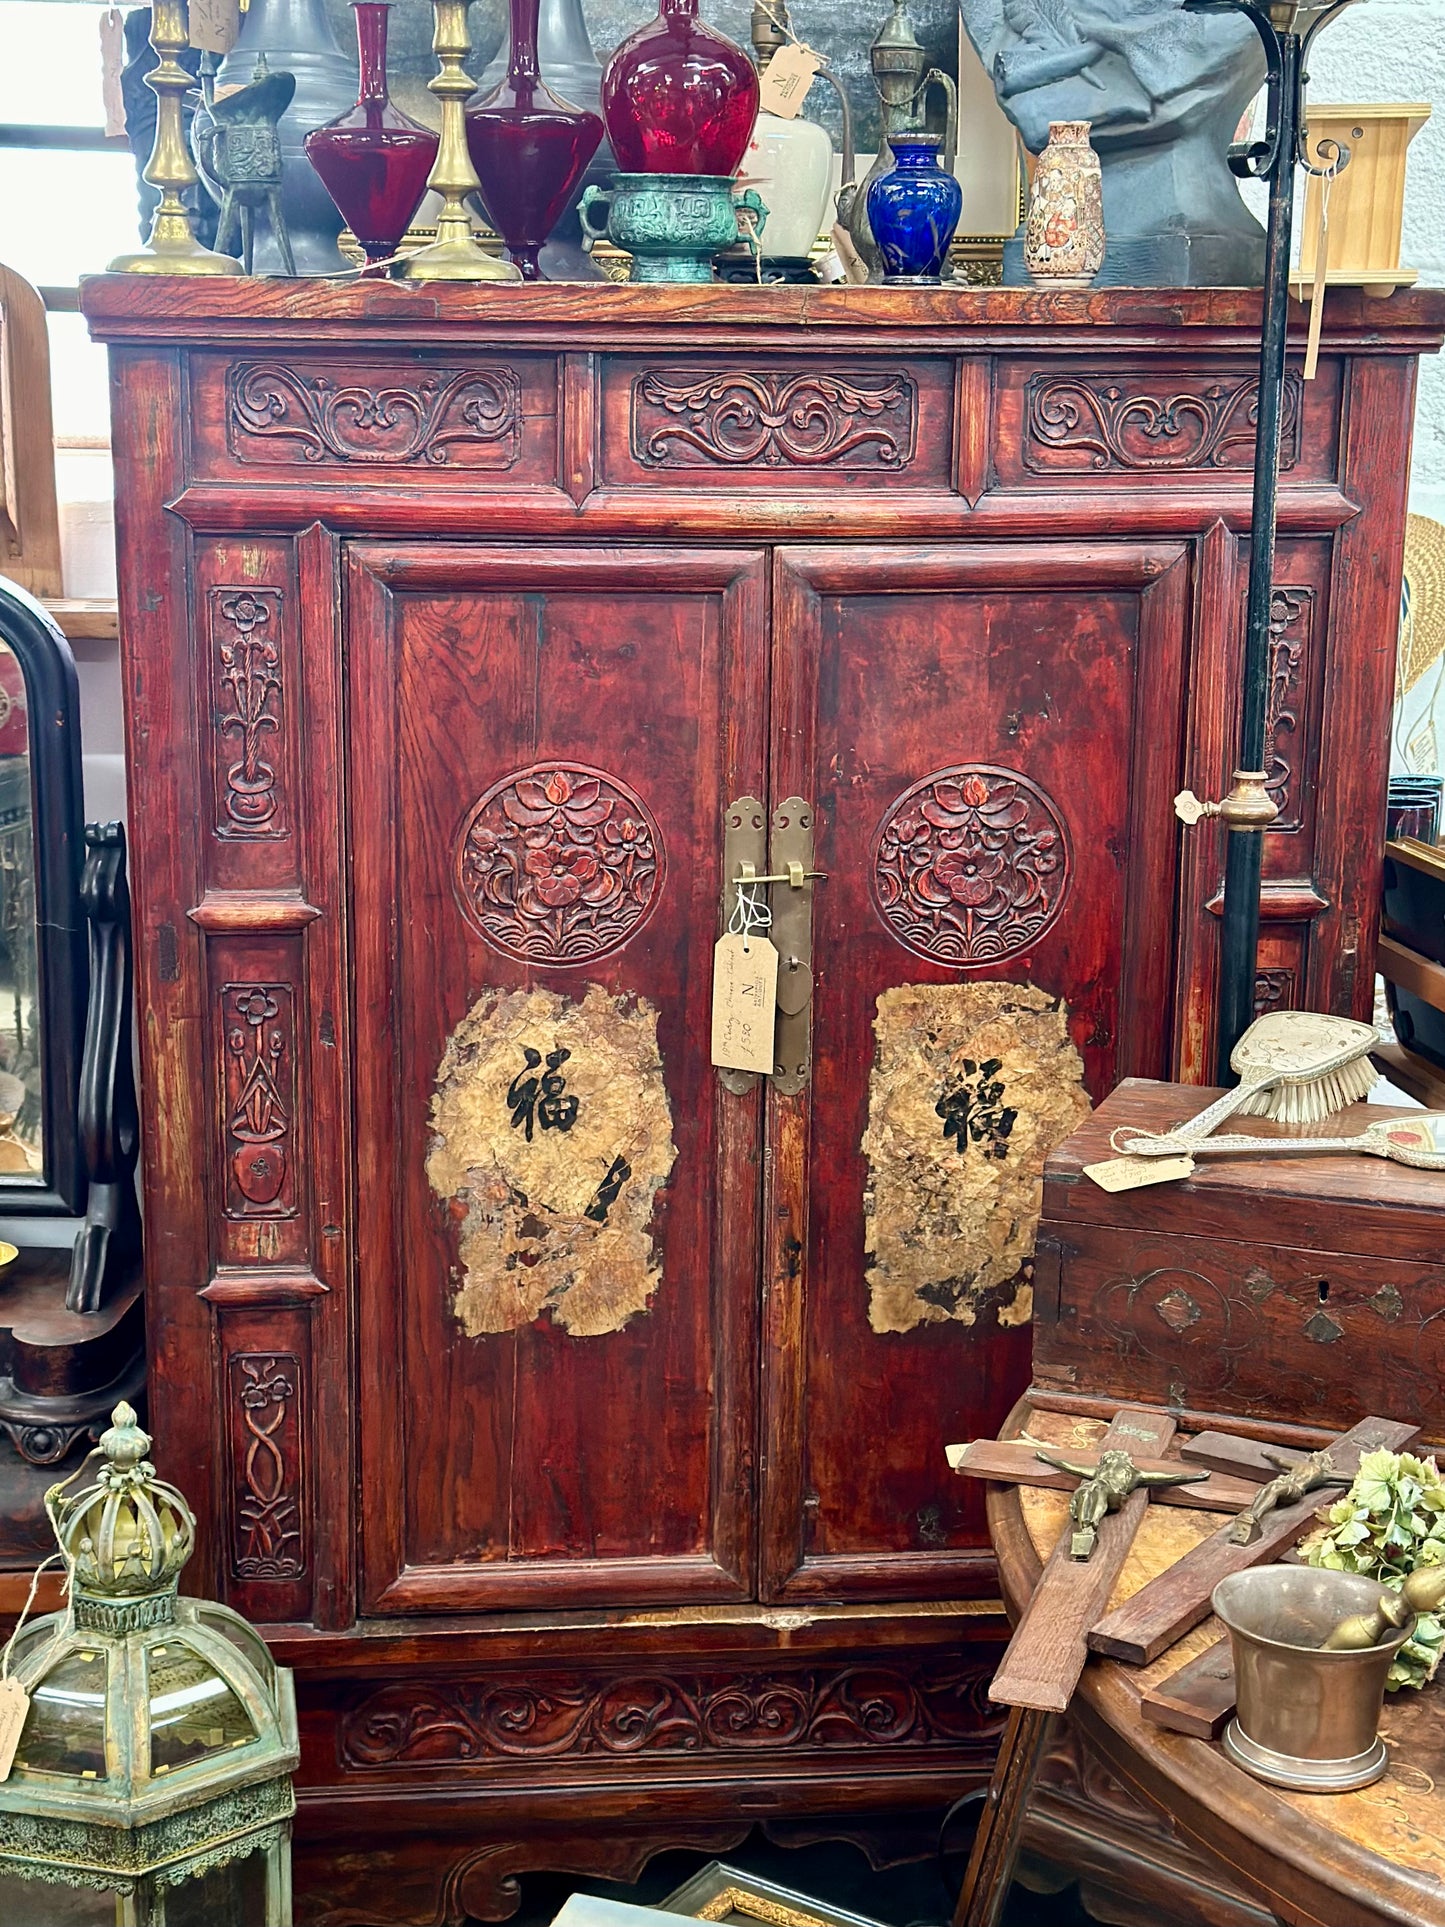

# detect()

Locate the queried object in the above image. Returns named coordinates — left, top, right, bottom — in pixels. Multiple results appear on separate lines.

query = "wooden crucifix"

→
left=949, top=1406, right=1195, bottom=1927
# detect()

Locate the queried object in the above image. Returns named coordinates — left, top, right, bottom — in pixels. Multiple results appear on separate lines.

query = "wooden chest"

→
left=1034, top=1078, right=1445, bottom=1444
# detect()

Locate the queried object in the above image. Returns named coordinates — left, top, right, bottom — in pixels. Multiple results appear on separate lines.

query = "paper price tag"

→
left=188, top=0, right=241, bottom=56
left=0, top=1676, right=29, bottom=1781
left=756, top=41, right=821, bottom=121
left=1084, top=1154, right=1196, bottom=1194
left=711, top=933, right=778, bottom=1074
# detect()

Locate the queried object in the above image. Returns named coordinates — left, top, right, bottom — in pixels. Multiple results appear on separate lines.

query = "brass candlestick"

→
left=107, top=0, right=241, bottom=275
left=400, top=0, right=521, bottom=282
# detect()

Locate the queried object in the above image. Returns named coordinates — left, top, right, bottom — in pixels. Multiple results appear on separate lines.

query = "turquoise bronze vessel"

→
left=580, top=171, right=765, bottom=282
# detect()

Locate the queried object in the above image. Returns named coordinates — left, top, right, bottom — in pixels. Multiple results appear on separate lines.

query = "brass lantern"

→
left=0, top=1404, right=298, bottom=1924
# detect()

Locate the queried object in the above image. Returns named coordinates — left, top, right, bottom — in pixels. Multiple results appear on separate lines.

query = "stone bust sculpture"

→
left=960, top=0, right=1267, bottom=285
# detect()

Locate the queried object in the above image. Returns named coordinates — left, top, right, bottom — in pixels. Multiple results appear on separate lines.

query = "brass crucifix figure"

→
left=1035, top=1447, right=1208, bottom=1559
left=1228, top=1447, right=1338, bottom=1545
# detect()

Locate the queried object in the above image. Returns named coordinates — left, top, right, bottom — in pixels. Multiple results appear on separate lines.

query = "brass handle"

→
left=1175, top=770, right=1279, bottom=832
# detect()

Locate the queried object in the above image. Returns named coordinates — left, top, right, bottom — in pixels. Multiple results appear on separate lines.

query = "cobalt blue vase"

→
left=865, top=132, right=962, bottom=284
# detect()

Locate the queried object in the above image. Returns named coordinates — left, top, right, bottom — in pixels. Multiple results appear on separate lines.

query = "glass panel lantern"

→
left=0, top=1403, right=299, bottom=1924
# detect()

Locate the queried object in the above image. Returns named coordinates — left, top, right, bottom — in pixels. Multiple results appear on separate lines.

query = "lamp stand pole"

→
left=1175, top=0, right=1358, bottom=1081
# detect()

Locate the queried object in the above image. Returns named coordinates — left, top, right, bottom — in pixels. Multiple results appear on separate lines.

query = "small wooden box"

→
left=1032, top=1079, right=1445, bottom=1444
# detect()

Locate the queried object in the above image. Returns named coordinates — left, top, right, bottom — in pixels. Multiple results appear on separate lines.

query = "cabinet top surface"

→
left=78, top=275, right=1445, bottom=353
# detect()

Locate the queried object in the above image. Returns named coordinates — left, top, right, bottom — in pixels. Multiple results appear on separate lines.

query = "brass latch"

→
left=1175, top=771, right=1279, bottom=831
left=717, top=796, right=823, bottom=1095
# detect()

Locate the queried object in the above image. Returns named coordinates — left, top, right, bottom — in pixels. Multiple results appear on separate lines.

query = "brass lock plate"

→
left=769, top=796, right=816, bottom=1097
left=717, top=795, right=768, bottom=1095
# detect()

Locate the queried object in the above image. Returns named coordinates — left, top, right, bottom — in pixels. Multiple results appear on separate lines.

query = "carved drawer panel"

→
left=188, top=353, right=560, bottom=486
left=599, top=358, right=953, bottom=489
left=1033, top=1225, right=1445, bottom=1433
left=994, top=360, right=1340, bottom=486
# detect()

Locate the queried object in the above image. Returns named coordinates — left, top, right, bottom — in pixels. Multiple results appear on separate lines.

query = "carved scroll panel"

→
left=1021, top=369, right=1303, bottom=475
left=226, top=361, right=524, bottom=470
left=340, top=1659, right=1000, bottom=1770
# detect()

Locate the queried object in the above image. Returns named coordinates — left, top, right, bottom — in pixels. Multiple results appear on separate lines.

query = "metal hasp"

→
left=717, top=796, right=824, bottom=1095
left=1177, top=0, right=1360, bottom=1080
left=768, top=797, right=820, bottom=1095
left=717, top=795, right=769, bottom=1095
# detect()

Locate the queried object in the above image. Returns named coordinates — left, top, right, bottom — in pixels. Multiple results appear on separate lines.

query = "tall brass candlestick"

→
left=108, top=0, right=242, bottom=274
left=400, top=0, right=522, bottom=282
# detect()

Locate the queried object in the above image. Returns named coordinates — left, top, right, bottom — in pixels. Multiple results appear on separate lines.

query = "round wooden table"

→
left=991, top=1405, right=1445, bottom=1927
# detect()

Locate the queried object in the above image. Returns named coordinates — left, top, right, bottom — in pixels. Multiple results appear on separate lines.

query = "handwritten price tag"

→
left=756, top=41, right=820, bottom=120
left=711, top=934, right=778, bottom=1074
left=0, top=1677, right=29, bottom=1781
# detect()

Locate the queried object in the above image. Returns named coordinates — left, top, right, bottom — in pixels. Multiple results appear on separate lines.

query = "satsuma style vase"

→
left=1023, top=119, right=1105, bottom=290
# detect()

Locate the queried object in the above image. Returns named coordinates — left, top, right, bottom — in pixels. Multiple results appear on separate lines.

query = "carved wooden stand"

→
left=80, top=280, right=1443, bottom=1924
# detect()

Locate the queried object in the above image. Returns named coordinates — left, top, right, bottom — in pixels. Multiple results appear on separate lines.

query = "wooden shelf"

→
left=41, top=597, right=118, bottom=642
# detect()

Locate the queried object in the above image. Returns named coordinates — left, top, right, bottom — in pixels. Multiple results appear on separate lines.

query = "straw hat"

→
left=1400, top=513, right=1445, bottom=693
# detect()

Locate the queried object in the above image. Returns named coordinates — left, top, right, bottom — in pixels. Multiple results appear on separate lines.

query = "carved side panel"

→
left=210, top=587, right=286, bottom=839
left=228, top=1350, right=306, bottom=1580
left=339, top=1659, right=1001, bottom=1770
left=226, top=362, right=524, bottom=469
left=630, top=370, right=919, bottom=471
left=1022, top=370, right=1303, bottom=474
left=217, top=1304, right=313, bottom=1622
left=222, top=981, right=297, bottom=1221
left=1264, top=586, right=1315, bottom=833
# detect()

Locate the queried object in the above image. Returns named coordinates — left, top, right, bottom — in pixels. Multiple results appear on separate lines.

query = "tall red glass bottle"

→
left=465, top=0, right=603, bottom=281
left=602, top=0, right=759, bottom=177
left=305, top=2, right=438, bottom=271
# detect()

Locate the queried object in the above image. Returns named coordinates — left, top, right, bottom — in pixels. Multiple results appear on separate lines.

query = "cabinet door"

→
left=348, top=546, right=766, bottom=1613
left=763, top=543, right=1190, bottom=1601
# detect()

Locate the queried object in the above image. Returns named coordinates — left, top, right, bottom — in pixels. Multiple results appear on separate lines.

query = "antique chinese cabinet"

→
left=82, top=280, right=1443, bottom=1923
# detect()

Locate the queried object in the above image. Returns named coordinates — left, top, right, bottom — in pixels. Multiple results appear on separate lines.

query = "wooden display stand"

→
left=80, top=276, right=1444, bottom=1924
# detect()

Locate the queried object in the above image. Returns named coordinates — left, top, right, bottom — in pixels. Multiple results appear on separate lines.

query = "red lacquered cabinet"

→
left=82, top=278, right=1443, bottom=1922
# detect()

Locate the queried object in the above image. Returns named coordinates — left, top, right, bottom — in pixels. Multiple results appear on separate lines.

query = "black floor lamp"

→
left=1174, top=0, right=1361, bottom=1081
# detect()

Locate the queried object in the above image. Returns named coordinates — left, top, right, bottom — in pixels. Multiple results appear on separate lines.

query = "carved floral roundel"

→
left=870, top=764, right=1071, bottom=966
left=453, top=762, right=665, bottom=966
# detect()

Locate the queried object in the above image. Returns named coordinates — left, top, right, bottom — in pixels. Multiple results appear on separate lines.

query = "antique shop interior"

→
left=1, top=0, right=1445, bottom=1922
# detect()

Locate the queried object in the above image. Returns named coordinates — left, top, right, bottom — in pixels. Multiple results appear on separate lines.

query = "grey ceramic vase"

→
left=216, top=0, right=359, bottom=273
left=475, top=0, right=610, bottom=279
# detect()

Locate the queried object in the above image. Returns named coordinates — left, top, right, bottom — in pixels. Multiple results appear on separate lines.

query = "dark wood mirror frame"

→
left=0, top=577, right=89, bottom=1217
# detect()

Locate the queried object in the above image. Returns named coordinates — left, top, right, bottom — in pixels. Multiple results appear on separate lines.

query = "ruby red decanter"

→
left=601, top=0, right=758, bottom=176
left=466, top=0, right=604, bottom=280
left=305, top=2, right=438, bottom=271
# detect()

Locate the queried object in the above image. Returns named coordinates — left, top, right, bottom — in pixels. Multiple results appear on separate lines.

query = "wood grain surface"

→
left=1140, top=1638, right=1236, bottom=1741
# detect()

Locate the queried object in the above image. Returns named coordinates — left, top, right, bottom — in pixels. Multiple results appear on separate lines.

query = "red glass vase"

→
left=601, top=0, right=759, bottom=177
left=304, top=2, right=438, bottom=271
left=465, top=0, right=603, bottom=280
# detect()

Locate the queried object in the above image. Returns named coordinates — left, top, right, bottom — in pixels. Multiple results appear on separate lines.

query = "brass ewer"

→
left=840, top=0, right=957, bottom=278
left=108, top=0, right=242, bottom=275
left=400, top=0, right=522, bottom=282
